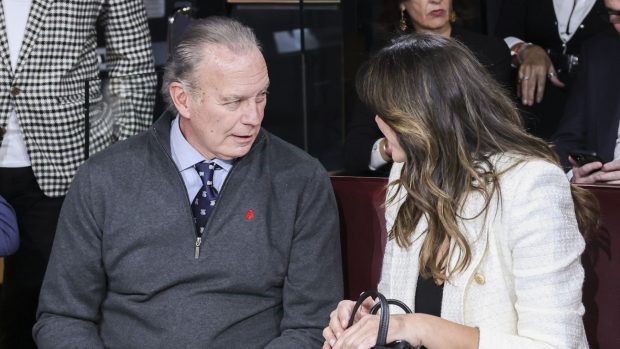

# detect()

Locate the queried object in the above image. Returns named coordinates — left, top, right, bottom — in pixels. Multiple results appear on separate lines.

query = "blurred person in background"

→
left=344, top=0, right=510, bottom=176
left=0, top=0, right=156, bottom=347
left=495, top=0, right=615, bottom=139
left=552, top=0, right=620, bottom=184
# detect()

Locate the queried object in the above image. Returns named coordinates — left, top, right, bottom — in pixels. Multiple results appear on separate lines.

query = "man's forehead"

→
left=200, top=43, right=264, bottom=69
left=196, top=44, right=269, bottom=96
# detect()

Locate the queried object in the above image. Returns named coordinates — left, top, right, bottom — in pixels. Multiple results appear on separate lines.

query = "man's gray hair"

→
left=162, top=16, right=262, bottom=109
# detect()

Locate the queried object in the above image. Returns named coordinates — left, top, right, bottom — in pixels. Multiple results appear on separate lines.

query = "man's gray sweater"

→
left=34, top=114, right=343, bottom=348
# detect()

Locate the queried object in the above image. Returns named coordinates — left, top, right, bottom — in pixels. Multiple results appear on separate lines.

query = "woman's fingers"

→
left=333, top=315, right=379, bottom=349
left=534, top=65, right=547, bottom=103
left=518, top=44, right=563, bottom=105
left=323, top=326, right=337, bottom=348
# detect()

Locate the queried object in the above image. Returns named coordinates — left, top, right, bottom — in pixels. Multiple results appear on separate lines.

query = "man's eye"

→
left=256, top=92, right=268, bottom=102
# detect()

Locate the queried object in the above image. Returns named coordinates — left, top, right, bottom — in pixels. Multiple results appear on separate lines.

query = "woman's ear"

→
left=169, top=82, right=192, bottom=120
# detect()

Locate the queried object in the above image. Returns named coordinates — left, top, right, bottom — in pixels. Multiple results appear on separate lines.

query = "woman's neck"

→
left=414, top=24, right=452, bottom=38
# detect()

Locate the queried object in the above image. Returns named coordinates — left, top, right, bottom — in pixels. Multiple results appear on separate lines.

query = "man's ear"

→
left=169, top=82, right=192, bottom=119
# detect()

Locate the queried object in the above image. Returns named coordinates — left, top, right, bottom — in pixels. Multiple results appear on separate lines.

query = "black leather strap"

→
left=348, top=290, right=389, bottom=345
left=370, top=299, right=413, bottom=315
left=347, top=290, right=414, bottom=347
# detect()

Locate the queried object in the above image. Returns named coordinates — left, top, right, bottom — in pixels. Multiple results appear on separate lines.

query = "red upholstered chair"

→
left=331, top=177, right=620, bottom=348
left=578, top=184, right=620, bottom=349
left=330, top=176, right=388, bottom=299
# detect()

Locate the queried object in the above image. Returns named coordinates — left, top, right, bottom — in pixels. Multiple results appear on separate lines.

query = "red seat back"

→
left=578, top=184, right=620, bottom=349
left=330, top=176, right=387, bottom=299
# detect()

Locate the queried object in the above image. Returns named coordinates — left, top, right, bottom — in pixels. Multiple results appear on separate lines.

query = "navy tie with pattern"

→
left=192, top=161, right=220, bottom=235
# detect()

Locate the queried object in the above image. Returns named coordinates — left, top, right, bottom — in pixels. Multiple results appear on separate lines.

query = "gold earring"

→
left=399, top=10, right=408, bottom=32
left=450, top=10, right=457, bottom=23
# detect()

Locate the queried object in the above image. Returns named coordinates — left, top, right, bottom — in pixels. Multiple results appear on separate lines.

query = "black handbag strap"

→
left=347, top=290, right=413, bottom=346
left=347, top=290, right=389, bottom=345
left=369, top=299, right=413, bottom=315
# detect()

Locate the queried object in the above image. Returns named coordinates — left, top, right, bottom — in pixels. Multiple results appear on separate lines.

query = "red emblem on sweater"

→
left=245, top=209, right=254, bottom=220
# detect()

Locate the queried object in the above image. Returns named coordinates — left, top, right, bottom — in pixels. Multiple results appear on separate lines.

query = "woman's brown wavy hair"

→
left=356, top=33, right=598, bottom=283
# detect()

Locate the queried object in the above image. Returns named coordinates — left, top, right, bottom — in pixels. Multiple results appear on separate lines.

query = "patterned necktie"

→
left=191, top=161, right=220, bottom=234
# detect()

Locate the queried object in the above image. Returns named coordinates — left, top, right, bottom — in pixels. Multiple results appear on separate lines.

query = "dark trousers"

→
left=0, top=167, right=64, bottom=349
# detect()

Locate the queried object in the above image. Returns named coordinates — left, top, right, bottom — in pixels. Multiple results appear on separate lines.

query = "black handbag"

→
left=347, top=290, right=418, bottom=349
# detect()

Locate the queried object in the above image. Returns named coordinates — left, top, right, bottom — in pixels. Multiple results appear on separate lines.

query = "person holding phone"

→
left=552, top=0, right=620, bottom=184
left=323, top=33, right=597, bottom=349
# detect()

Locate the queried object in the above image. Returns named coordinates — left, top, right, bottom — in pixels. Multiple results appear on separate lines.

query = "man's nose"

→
left=241, top=100, right=263, bottom=125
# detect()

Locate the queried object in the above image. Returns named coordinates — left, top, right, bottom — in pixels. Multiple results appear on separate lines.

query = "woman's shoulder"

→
left=492, top=153, right=570, bottom=194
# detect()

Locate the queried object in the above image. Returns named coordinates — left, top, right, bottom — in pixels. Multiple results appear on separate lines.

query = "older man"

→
left=33, top=17, right=342, bottom=348
left=552, top=0, right=620, bottom=184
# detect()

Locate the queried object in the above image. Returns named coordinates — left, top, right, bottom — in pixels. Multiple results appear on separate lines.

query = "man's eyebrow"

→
left=220, top=95, right=243, bottom=102
left=218, top=81, right=271, bottom=103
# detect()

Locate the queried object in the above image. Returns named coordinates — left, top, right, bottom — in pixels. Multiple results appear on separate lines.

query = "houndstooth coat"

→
left=0, top=0, right=156, bottom=197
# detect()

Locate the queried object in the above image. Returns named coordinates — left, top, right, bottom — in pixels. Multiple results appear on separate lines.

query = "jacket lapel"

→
left=0, top=4, right=12, bottom=77
left=13, top=0, right=55, bottom=78
left=441, top=191, right=493, bottom=324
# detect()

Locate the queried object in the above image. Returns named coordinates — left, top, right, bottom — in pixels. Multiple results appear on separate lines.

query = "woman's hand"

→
left=516, top=44, right=565, bottom=106
left=328, top=314, right=421, bottom=349
left=323, top=298, right=373, bottom=349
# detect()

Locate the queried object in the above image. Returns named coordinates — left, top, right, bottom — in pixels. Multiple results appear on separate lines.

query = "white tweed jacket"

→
left=0, top=0, right=156, bottom=197
left=379, top=155, right=589, bottom=348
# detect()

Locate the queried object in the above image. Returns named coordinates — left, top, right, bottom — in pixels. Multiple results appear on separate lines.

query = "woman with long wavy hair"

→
left=323, top=33, right=597, bottom=349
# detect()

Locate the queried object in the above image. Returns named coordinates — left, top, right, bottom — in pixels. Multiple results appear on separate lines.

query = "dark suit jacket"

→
left=343, top=27, right=511, bottom=176
left=552, top=33, right=620, bottom=170
left=494, top=0, right=614, bottom=140
left=495, top=0, right=612, bottom=58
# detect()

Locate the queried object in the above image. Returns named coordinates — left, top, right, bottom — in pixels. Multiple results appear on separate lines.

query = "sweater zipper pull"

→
left=194, top=236, right=202, bottom=259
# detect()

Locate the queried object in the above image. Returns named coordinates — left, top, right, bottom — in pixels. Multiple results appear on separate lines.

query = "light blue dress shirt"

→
left=169, top=116, right=233, bottom=203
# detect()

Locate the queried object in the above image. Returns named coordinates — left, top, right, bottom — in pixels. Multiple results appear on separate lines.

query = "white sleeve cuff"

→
left=504, top=36, right=524, bottom=50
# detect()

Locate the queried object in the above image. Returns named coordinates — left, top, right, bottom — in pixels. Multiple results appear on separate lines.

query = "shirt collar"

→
left=169, top=116, right=234, bottom=173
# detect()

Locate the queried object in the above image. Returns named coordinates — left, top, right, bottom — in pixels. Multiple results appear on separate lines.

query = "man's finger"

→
left=602, top=159, right=620, bottom=171
left=594, top=170, right=620, bottom=183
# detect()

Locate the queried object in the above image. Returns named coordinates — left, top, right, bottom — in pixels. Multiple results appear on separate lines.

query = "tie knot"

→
left=194, top=161, right=219, bottom=187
